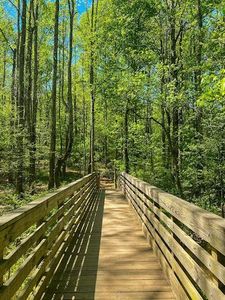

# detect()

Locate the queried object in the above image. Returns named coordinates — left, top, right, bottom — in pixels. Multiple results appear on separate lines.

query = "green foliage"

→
left=0, top=0, right=225, bottom=216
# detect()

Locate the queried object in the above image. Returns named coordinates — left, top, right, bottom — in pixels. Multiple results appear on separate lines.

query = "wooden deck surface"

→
left=42, top=181, right=175, bottom=300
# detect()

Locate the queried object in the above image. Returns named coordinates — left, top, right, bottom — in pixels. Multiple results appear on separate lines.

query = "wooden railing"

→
left=0, top=173, right=99, bottom=300
left=120, top=172, right=225, bottom=300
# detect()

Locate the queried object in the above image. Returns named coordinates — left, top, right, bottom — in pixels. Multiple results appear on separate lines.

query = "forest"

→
left=0, top=0, right=225, bottom=215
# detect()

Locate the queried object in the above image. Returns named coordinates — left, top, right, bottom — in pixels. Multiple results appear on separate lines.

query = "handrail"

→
left=0, top=173, right=99, bottom=300
left=120, top=172, right=225, bottom=300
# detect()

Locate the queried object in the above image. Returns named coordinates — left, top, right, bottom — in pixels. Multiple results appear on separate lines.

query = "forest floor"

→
left=0, top=169, right=83, bottom=216
left=0, top=170, right=223, bottom=218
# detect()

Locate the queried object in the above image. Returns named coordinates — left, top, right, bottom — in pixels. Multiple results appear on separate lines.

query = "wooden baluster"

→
left=211, top=248, right=219, bottom=287
left=119, top=175, right=122, bottom=193
left=122, top=175, right=125, bottom=195
left=211, top=247, right=225, bottom=292
left=36, top=217, right=46, bottom=278
left=114, top=167, right=117, bottom=189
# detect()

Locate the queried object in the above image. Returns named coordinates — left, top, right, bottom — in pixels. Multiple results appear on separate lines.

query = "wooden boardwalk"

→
left=42, top=181, right=175, bottom=300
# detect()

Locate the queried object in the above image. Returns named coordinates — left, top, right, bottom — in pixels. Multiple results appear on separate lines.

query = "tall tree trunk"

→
left=58, top=16, right=66, bottom=156
left=146, top=103, right=154, bottom=172
left=16, top=0, right=27, bottom=197
left=25, top=0, right=34, bottom=187
left=29, top=0, right=39, bottom=188
left=160, top=36, right=167, bottom=169
left=89, top=0, right=98, bottom=173
left=194, top=0, right=204, bottom=197
left=161, top=104, right=166, bottom=166
left=55, top=0, right=75, bottom=187
left=170, top=0, right=183, bottom=196
left=82, top=67, right=87, bottom=175
left=49, top=0, right=59, bottom=189
left=124, top=103, right=129, bottom=173
left=25, top=0, right=33, bottom=130
left=9, top=49, right=17, bottom=183
left=16, top=0, right=21, bottom=110
left=104, top=98, right=108, bottom=168
left=2, top=50, right=6, bottom=104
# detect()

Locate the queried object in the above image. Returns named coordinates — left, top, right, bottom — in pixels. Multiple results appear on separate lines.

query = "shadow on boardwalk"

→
left=42, top=180, right=175, bottom=300
left=42, top=190, right=105, bottom=300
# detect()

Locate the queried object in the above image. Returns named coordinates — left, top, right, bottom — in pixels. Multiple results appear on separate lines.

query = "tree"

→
left=55, top=0, right=75, bottom=187
left=89, top=0, right=99, bottom=173
left=0, top=0, right=225, bottom=216
left=29, top=0, right=39, bottom=189
left=16, top=0, right=27, bottom=197
left=49, top=0, right=60, bottom=189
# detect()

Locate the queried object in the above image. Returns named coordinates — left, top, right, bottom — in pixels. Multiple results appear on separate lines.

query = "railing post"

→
left=211, top=248, right=219, bottom=287
left=123, top=173, right=128, bottom=201
left=97, top=172, right=100, bottom=190
left=120, top=173, right=124, bottom=194
left=211, top=247, right=225, bottom=291
left=114, top=167, right=117, bottom=189
left=121, top=174, right=124, bottom=193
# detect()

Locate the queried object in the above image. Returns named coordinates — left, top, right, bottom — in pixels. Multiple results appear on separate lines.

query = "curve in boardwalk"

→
left=43, top=180, right=175, bottom=300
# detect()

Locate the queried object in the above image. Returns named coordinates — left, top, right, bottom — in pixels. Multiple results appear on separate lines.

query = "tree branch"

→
left=175, top=21, right=187, bottom=43
left=8, top=0, right=20, bottom=14
left=150, top=116, right=173, bottom=153
left=0, top=28, right=15, bottom=53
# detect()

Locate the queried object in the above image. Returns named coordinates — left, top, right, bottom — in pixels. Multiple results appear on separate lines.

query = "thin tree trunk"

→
left=169, top=1, right=183, bottom=196
left=194, top=0, right=204, bottom=197
left=124, top=103, right=129, bottom=173
left=82, top=66, right=87, bottom=174
left=55, top=0, right=75, bottom=187
left=25, top=0, right=33, bottom=130
left=2, top=50, right=6, bottom=104
left=9, top=49, right=17, bottom=183
left=16, top=0, right=27, bottom=197
left=49, top=0, right=59, bottom=189
left=59, top=16, right=66, bottom=156
left=146, top=103, right=154, bottom=172
left=25, top=0, right=34, bottom=188
left=29, top=0, right=39, bottom=188
left=104, top=98, right=108, bottom=168
left=160, top=37, right=167, bottom=168
left=89, top=0, right=98, bottom=173
left=16, top=0, right=21, bottom=109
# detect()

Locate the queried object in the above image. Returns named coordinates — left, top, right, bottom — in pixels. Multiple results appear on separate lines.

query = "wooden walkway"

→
left=42, top=181, right=175, bottom=300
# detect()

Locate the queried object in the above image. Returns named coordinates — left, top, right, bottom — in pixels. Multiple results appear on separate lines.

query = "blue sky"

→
left=3, top=0, right=91, bottom=18
left=77, top=0, right=92, bottom=15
